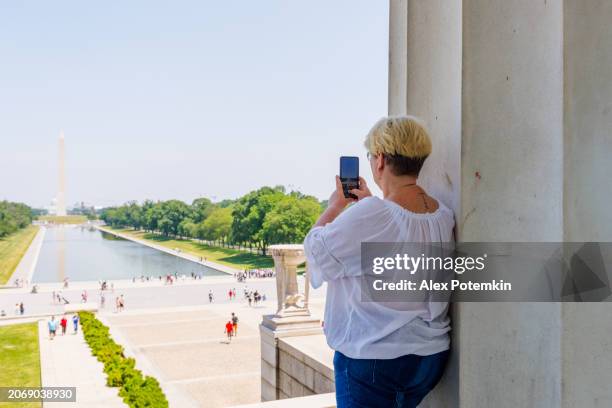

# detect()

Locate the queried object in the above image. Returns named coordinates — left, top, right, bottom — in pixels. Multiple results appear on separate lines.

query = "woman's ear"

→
left=376, top=154, right=385, bottom=173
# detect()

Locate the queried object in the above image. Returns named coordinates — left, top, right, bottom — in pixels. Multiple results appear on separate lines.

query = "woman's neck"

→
left=381, top=176, right=419, bottom=200
left=381, top=175, right=438, bottom=214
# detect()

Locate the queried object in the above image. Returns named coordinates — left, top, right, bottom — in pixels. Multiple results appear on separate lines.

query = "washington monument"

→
left=57, top=130, right=66, bottom=216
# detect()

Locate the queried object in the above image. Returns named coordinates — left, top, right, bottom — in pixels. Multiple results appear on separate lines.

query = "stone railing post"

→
left=270, top=244, right=311, bottom=317
left=260, top=244, right=322, bottom=402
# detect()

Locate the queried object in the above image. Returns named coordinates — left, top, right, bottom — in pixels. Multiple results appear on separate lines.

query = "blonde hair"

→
left=364, top=116, right=432, bottom=158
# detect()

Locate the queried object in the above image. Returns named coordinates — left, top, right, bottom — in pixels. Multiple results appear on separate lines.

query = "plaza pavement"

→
left=37, top=319, right=126, bottom=408
left=98, top=298, right=326, bottom=408
left=0, top=276, right=325, bottom=320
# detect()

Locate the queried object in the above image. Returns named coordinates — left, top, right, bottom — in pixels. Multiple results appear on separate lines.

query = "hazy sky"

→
left=0, top=1, right=388, bottom=208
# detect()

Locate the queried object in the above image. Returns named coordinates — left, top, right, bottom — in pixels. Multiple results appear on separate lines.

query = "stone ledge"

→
left=230, top=392, right=336, bottom=408
left=261, top=314, right=322, bottom=335
left=278, top=349, right=315, bottom=391
left=278, top=334, right=334, bottom=382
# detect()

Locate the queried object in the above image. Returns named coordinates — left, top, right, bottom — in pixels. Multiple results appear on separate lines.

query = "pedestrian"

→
left=100, top=292, right=106, bottom=308
left=72, top=314, right=79, bottom=334
left=208, top=290, right=214, bottom=303
left=228, top=289, right=233, bottom=301
left=19, top=302, right=24, bottom=315
left=52, top=291, right=56, bottom=304
left=247, top=294, right=252, bottom=307
left=225, top=320, right=234, bottom=342
left=231, top=313, right=239, bottom=336
left=48, top=316, right=57, bottom=340
left=115, top=296, right=120, bottom=313
left=14, top=303, right=19, bottom=315
left=60, top=315, right=67, bottom=335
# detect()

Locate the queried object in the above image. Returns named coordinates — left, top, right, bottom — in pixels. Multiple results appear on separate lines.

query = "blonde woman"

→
left=305, top=116, right=454, bottom=408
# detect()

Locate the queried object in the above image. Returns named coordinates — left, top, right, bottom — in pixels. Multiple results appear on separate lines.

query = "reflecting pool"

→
left=32, top=226, right=225, bottom=282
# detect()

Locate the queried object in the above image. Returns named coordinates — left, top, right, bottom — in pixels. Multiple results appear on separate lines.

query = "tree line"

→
left=0, top=201, right=32, bottom=238
left=100, top=186, right=324, bottom=255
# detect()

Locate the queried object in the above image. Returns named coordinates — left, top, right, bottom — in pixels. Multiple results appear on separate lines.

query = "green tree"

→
left=231, top=186, right=285, bottom=254
left=97, top=186, right=325, bottom=252
left=259, top=195, right=321, bottom=245
left=200, top=207, right=233, bottom=245
left=143, top=201, right=162, bottom=232
left=191, top=198, right=214, bottom=223
left=159, top=200, right=190, bottom=236
left=0, top=201, right=32, bottom=237
left=178, top=219, right=197, bottom=238
left=126, top=202, right=143, bottom=230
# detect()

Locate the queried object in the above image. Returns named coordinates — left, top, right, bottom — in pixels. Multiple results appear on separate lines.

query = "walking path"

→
left=5, top=226, right=45, bottom=287
left=38, top=319, right=126, bottom=408
left=96, top=226, right=238, bottom=275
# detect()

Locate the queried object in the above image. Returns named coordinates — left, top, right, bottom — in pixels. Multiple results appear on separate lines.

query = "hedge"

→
left=78, top=311, right=169, bottom=408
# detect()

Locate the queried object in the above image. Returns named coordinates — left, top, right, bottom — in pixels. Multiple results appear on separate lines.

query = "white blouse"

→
left=304, top=196, right=455, bottom=359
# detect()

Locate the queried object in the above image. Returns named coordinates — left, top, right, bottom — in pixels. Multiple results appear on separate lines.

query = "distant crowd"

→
left=207, top=287, right=266, bottom=306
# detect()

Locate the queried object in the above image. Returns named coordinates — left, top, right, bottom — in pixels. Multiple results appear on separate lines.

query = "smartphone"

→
left=340, top=156, right=359, bottom=199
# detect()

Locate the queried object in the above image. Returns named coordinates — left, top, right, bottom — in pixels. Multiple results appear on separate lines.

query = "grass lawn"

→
left=0, top=323, right=41, bottom=408
left=109, top=228, right=274, bottom=270
left=38, top=215, right=87, bottom=224
left=0, top=225, right=39, bottom=285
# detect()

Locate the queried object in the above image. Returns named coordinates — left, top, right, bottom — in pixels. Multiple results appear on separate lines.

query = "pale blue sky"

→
left=0, top=1, right=388, bottom=208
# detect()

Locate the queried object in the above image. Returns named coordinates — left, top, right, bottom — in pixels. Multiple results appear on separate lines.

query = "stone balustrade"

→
left=260, top=244, right=328, bottom=402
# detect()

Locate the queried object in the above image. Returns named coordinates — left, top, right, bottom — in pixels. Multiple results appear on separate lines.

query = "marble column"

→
left=388, top=0, right=611, bottom=406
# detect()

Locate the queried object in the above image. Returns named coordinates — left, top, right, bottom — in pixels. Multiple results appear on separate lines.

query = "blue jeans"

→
left=334, top=350, right=449, bottom=408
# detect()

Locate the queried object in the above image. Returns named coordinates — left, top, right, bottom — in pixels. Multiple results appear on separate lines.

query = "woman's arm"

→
left=306, top=176, right=372, bottom=288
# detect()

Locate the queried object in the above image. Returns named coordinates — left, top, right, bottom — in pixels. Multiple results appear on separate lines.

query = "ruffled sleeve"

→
left=304, top=197, right=389, bottom=288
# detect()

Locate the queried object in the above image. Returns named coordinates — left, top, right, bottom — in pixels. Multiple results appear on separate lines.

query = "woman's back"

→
left=305, top=196, right=455, bottom=359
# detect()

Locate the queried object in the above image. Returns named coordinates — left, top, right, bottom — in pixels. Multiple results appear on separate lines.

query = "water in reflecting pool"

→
left=32, top=226, right=225, bottom=282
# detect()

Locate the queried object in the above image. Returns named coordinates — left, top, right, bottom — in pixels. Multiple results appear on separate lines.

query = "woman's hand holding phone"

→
left=348, top=177, right=372, bottom=201
left=313, top=176, right=373, bottom=228
left=328, top=176, right=372, bottom=211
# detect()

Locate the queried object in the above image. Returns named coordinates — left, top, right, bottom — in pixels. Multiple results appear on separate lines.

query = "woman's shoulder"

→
left=325, top=196, right=390, bottom=230
left=433, top=200, right=454, bottom=218
left=341, top=196, right=387, bottom=218
left=382, top=196, right=454, bottom=222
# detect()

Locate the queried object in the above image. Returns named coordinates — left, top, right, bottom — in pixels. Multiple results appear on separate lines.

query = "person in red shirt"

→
left=225, top=321, right=233, bottom=342
left=60, top=316, right=68, bottom=335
